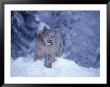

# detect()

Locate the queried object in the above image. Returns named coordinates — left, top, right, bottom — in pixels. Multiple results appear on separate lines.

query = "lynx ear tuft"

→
left=54, top=26, right=58, bottom=29
left=53, top=26, right=58, bottom=33
left=43, top=26, right=48, bottom=31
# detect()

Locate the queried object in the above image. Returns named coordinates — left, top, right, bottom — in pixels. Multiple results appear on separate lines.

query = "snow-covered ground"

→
left=11, top=57, right=100, bottom=77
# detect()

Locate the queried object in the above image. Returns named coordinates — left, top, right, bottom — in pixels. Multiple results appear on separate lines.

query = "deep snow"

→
left=11, top=56, right=100, bottom=77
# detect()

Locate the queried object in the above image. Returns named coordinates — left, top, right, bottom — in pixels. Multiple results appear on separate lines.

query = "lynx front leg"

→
left=44, top=55, right=54, bottom=68
left=34, top=48, right=41, bottom=61
left=34, top=53, right=39, bottom=61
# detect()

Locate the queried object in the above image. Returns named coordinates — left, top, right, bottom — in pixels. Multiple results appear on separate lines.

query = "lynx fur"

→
left=34, top=26, right=63, bottom=68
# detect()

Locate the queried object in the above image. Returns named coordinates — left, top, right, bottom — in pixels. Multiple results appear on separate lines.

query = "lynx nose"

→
left=47, top=39, right=52, bottom=43
left=49, top=40, right=52, bottom=42
left=48, top=40, right=52, bottom=42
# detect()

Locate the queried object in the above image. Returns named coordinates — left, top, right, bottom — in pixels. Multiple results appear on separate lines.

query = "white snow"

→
left=11, top=57, right=100, bottom=77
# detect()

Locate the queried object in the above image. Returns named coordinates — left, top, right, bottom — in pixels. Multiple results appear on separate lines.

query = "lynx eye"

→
left=51, top=36, right=54, bottom=39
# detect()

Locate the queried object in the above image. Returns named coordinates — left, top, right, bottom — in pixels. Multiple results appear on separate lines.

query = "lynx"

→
left=34, top=26, right=63, bottom=68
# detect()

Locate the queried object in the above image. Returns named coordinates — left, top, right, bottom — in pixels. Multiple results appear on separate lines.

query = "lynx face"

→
left=41, top=26, right=57, bottom=46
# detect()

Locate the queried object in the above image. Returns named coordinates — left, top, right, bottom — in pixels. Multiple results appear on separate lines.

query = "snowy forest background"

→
left=11, top=11, right=100, bottom=76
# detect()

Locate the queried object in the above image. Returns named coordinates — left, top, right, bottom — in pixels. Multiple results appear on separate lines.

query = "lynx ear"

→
left=53, top=26, right=58, bottom=33
left=54, top=26, right=58, bottom=29
left=43, top=26, right=48, bottom=31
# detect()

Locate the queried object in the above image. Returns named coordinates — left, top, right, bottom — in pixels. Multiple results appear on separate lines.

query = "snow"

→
left=11, top=56, right=100, bottom=77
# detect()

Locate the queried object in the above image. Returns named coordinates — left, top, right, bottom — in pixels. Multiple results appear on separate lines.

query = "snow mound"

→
left=11, top=57, right=100, bottom=77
